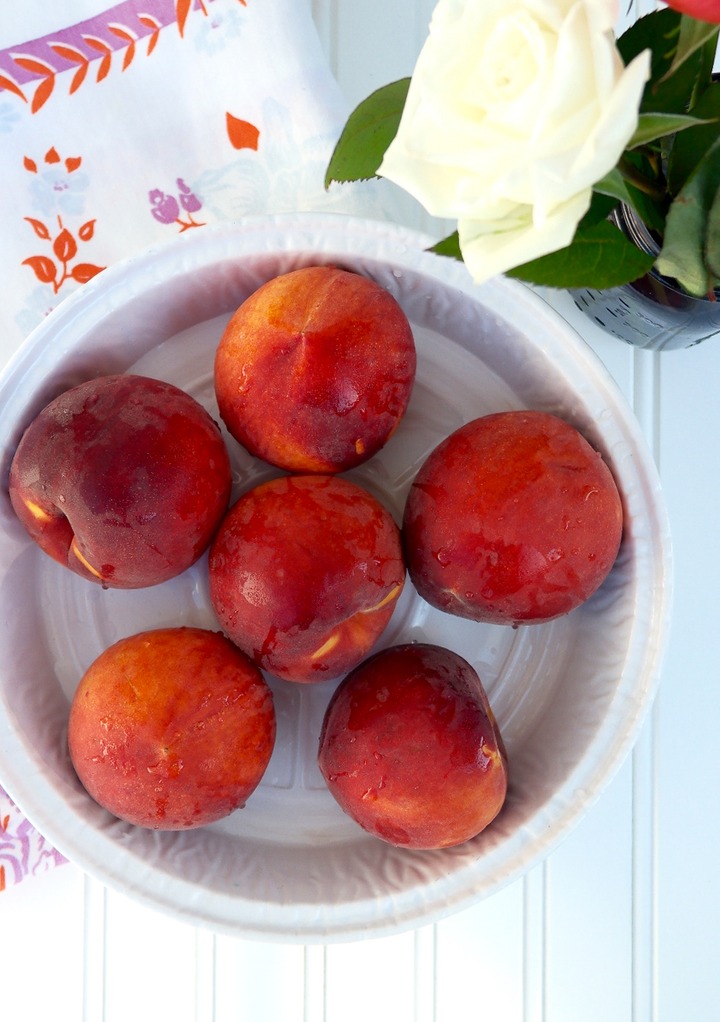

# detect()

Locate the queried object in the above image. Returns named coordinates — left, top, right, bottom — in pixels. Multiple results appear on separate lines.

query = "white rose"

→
left=378, top=0, right=650, bottom=283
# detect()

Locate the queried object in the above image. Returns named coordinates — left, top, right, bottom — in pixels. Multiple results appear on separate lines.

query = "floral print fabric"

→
left=0, top=0, right=371, bottom=890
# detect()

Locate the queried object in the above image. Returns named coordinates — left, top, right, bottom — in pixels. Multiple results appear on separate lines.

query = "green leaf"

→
left=617, top=9, right=679, bottom=93
left=618, top=8, right=704, bottom=115
left=581, top=191, right=617, bottom=228
left=595, top=158, right=667, bottom=235
left=658, top=14, right=719, bottom=86
left=616, top=8, right=675, bottom=67
left=656, top=139, right=720, bottom=296
left=627, top=111, right=715, bottom=149
left=427, top=203, right=660, bottom=290
left=692, top=20, right=719, bottom=106
left=667, top=82, right=720, bottom=194
left=593, top=168, right=638, bottom=208
left=705, top=186, right=720, bottom=282
left=428, top=208, right=656, bottom=290
left=506, top=221, right=655, bottom=290
left=429, top=232, right=462, bottom=260
left=594, top=169, right=666, bottom=238
left=324, top=78, right=410, bottom=188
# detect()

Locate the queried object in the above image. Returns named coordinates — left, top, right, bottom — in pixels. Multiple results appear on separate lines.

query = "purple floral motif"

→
left=148, top=179, right=205, bottom=231
left=149, top=188, right=181, bottom=224
left=1, top=793, right=66, bottom=891
left=177, top=178, right=202, bottom=214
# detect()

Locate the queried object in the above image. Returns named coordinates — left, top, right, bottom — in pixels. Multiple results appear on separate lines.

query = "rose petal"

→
left=378, top=0, right=649, bottom=284
left=458, top=189, right=591, bottom=282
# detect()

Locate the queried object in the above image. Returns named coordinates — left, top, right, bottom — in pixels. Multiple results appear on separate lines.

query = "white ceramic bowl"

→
left=0, top=214, right=671, bottom=942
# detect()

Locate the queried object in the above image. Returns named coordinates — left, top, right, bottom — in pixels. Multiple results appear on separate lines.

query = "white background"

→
left=2, top=2, right=719, bottom=1019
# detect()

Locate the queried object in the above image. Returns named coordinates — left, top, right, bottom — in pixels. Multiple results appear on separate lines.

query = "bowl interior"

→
left=0, top=214, right=671, bottom=941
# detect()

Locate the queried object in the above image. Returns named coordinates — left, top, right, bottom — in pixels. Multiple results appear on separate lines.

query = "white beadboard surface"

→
left=2, top=2, right=719, bottom=1020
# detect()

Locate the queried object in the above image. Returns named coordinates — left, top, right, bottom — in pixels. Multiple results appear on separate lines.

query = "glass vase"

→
left=570, top=205, right=720, bottom=352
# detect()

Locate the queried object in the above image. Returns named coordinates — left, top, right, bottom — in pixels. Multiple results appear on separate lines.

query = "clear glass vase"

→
left=570, top=205, right=720, bottom=352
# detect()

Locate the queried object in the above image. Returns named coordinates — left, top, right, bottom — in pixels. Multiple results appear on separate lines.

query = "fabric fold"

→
left=0, top=0, right=378, bottom=891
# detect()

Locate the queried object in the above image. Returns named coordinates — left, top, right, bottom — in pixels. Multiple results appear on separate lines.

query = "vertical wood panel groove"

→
left=304, top=944, right=327, bottom=1022
left=310, top=0, right=339, bottom=80
left=522, top=865, right=547, bottom=1022
left=630, top=349, right=662, bottom=1022
left=631, top=703, right=661, bottom=1022
left=413, top=925, right=437, bottom=1022
left=82, top=876, right=107, bottom=1022
left=194, top=929, right=217, bottom=1022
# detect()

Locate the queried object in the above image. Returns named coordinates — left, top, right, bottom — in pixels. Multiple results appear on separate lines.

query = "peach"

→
left=214, top=265, right=416, bottom=473
left=8, top=374, right=232, bottom=588
left=68, top=627, right=276, bottom=830
left=318, top=643, right=508, bottom=849
left=208, top=475, right=406, bottom=683
left=402, top=410, right=623, bottom=625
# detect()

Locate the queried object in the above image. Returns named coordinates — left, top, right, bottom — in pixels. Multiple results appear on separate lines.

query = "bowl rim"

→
left=0, top=212, right=673, bottom=942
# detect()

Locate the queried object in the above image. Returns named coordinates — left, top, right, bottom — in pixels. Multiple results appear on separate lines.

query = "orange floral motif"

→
left=23, top=146, right=80, bottom=174
left=177, top=0, right=203, bottom=37
left=138, top=15, right=162, bottom=57
left=226, top=112, right=260, bottom=150
left=0, top=0, right=250, bottom=113
left=22, top=148, right=105, bottom=293
left=23, top=215, right=104, bottom=293
left=11, top=55, right=56, bottom=113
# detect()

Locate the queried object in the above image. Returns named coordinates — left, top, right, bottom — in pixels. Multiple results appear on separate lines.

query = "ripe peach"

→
left=214, top=265, right=416, bottom=473
left=402, top=410, right=623, bottom=625
left=68, top=627, right=276, bottom=830
left=208, top=475, right=406, bottom=683
left=8, top=374, right=232, bottom=588
left=318, top=643, right=508, bottom=849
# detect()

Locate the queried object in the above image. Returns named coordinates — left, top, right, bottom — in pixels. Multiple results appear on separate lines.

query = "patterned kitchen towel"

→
left=0, top=0, right=381, bottom=891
